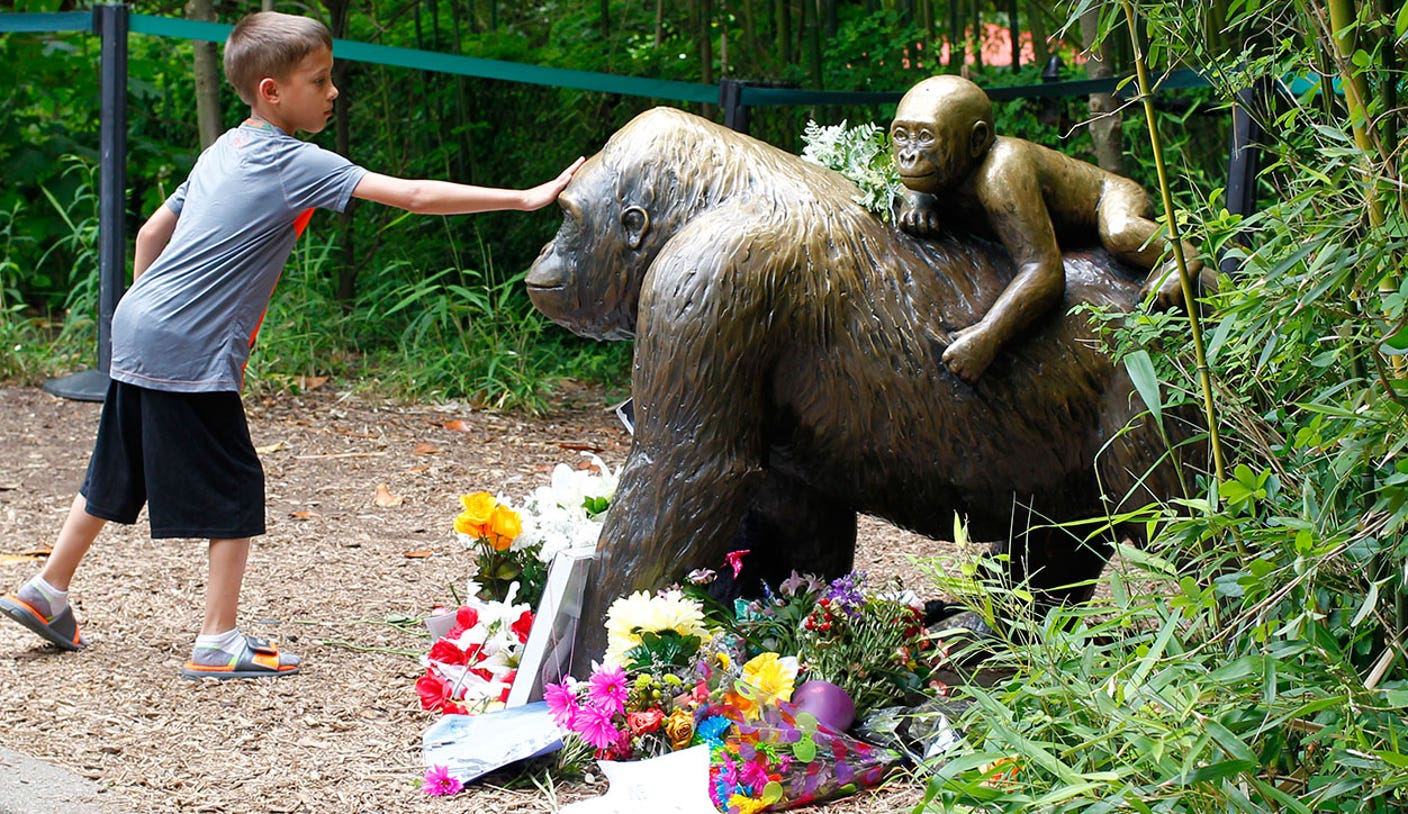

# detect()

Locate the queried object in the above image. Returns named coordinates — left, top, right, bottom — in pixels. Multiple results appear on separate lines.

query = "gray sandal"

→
left=180, top=635, right=301, bottom=680
left=0, top=594, right=85, bottom=651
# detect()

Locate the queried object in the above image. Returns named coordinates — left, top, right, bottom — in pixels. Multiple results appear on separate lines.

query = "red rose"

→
left=626, top=709, right=664, bottom=735
left=455, top=606, right=480, bottom=629
left=415, top=670, right=467, bottom=714
left=428, top=638, right=468, bottom=666
left=511, top=610, right=534, bottom=643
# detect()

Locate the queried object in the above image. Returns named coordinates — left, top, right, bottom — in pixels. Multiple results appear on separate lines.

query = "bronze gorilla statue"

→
left=526, top=107, right=1197, bottom=661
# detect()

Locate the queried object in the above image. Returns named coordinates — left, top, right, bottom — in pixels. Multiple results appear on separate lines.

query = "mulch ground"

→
left=0, top=383, right=942, bottom=813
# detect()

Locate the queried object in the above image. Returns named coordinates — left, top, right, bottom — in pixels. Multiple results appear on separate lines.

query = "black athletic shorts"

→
left=80, top=380, right=266, bottom=539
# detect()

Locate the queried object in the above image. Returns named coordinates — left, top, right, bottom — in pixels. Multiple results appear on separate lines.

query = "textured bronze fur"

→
left=526, top=108, right=1195, bottom=661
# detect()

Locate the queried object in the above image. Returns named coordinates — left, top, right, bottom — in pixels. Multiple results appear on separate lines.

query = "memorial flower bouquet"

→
left=415, top=585, right=535, bottom=715
left=545, top=589, right=724, bottom=761
left=683, top=642, right=901, bottom=813
left=693, top=565, right=938, bottom=718
left=453, top=454, right=617, bottom=607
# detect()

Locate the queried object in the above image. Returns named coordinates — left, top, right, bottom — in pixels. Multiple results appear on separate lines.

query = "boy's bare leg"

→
left=39, top=494, right=108, bottom=591
left=183, top=538, right=299, bottom=678
left=203, top=537, right=250, bottom=635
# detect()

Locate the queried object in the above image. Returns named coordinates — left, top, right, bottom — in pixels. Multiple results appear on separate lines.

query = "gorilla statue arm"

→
left=585, top=210, right=777, bottom=619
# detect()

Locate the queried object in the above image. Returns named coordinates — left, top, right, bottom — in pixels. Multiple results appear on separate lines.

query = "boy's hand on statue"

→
left=523, top=156, right=587, bottom=210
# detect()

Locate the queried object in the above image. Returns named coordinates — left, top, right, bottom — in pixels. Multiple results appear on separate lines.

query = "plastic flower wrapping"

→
left=416, top=584, right=534, bottom=715
left=418, top=458, right=615, bottom=717
left=692, top=648, right=903, bottom=812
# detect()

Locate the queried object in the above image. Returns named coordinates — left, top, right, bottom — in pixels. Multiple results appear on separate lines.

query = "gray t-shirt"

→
left=110, top=122, right=366, bottom=392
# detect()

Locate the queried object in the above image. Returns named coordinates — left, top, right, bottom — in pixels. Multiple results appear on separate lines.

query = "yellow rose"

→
left=664, top=707, right=695, bottom=751
left=459, top=492, right=496, bottom=526
left=453, top=512, right=484, bottom=537
left=487, top=504, right=522, bottom=551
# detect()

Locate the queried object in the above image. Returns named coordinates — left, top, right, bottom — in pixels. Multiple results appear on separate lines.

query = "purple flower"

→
left=824, top=571, right=866, bottom=614
left=544, top=680, right=580, bottom=729
left=575, top=703, right=623, bottom=750
left=586, top=664, right=628, bottom=715
left=422, top=764, right=463, bottom=796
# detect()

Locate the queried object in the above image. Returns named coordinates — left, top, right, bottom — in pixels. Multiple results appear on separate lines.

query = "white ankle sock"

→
left=21, top=576, right=68, bottom=617
left=192, top=628, right=245, bottom=665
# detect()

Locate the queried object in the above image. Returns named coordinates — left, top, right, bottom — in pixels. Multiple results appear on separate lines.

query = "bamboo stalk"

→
left=1118, top=0, right=1226, bottom=488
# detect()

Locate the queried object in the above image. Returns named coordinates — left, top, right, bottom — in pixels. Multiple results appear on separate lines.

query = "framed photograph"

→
left=507, top=549, right=595, bottom=706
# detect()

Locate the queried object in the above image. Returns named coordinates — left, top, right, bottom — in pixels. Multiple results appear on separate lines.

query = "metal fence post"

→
left=1219, top=83, right=1264, bottom=279
left=720, top=79, right=750, bottom=135
left=43, top=3, right=127, bottom=402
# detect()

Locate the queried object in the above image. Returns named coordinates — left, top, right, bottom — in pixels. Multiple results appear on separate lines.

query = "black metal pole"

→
left=96, top=3, right=128, bottom=375
left=1219, top=84, right=1263, bottom=279
left=720, top=78, right=750, bottom=135
left=44, top=3, right=127, bottom=402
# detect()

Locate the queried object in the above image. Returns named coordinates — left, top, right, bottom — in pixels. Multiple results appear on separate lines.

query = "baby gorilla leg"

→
left=1097, top=180, right=1206, bottom=308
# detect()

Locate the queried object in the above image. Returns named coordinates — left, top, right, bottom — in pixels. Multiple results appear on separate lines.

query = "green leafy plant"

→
left=800, top=119, right=904, bottom=222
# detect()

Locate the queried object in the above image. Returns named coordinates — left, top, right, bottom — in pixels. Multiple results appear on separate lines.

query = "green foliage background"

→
left=0, top=0, right=1218, bottom=409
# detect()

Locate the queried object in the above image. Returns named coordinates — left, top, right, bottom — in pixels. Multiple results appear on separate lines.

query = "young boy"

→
left=0, top=11, right=584, bottom=679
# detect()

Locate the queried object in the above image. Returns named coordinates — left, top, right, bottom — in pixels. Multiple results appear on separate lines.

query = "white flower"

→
left=516, top=453, right=617, bottom=560
left=603, top=589, right=711, bottom=667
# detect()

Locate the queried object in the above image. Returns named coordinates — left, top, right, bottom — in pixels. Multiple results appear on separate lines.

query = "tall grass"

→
left=0, top=158, right=102, bottom=383
left=243, top=224, right=629, bottom=412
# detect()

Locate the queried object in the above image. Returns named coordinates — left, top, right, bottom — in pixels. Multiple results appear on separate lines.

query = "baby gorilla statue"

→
left=891, top=74, right=1203, bottom=383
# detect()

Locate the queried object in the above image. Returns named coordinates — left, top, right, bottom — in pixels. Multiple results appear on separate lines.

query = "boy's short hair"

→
left=223, top=12, right=333, bottom=105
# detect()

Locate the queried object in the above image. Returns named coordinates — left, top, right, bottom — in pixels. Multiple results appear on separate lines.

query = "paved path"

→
left=0, top=746, right=136, bottom=814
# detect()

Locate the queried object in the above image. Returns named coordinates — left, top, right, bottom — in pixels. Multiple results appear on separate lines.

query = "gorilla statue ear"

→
left=622, top=205, right=651, bottom=250
left=969, top=120, right=993, bottom=158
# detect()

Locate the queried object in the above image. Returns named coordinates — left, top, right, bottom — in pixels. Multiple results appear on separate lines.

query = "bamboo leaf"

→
left=1124, top=350, right=1164, bottom=430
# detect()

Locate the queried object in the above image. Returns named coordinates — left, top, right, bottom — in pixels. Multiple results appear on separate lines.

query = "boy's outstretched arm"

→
left=353, top=157, right=585, bottom=215
left=134, top=205, right=179, bottom=280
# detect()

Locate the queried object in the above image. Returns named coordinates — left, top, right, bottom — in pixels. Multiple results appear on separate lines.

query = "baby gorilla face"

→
left=891, top=74, right=994, bottom=194
left=891, top=116, right=973, bottom=194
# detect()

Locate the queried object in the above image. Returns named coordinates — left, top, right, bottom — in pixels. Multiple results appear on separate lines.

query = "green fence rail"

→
left=0, top=9, right=1208, bottom=109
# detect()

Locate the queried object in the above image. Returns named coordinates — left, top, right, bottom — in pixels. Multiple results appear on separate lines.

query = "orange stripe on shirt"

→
left=245, top=208, right=316, bottom=360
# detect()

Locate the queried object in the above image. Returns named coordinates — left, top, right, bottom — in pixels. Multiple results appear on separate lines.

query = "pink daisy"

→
left=740, top=756, right=772, bottom=789
left=543, top=681, right=580, bottom=729
left=576, top=704, right=622, bottom=750
left=422, top=764, right=463, bottom=796
left=586, top=664, right=628, bottom=715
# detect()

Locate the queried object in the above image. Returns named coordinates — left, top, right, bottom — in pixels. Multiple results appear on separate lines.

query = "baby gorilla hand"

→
left=942, top=323, right=1000, bottom=384
left=898, top=194, right=944, bottom=238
